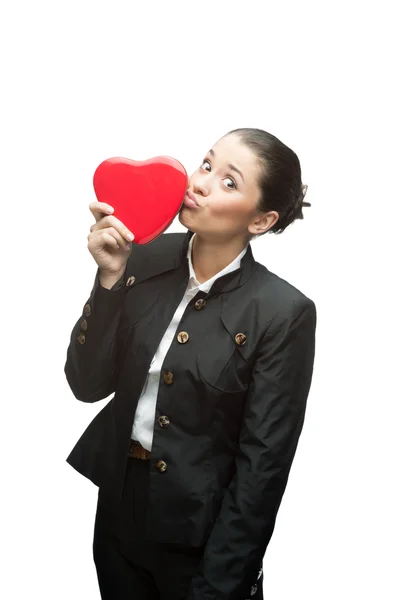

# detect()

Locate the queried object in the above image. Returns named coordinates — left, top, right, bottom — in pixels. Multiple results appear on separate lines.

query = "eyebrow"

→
left=208, top=148, right=245, bottom=183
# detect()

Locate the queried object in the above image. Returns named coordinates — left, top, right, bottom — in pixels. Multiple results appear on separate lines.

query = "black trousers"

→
left=93, top=456, right=205, bottom=599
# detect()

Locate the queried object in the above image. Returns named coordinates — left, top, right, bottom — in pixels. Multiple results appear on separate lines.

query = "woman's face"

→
left=179, top=134, right=274, bottom=241
left=179, top=134, right=270, bottom=238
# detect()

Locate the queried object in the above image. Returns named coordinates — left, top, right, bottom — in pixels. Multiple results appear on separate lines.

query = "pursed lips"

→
left=184, top=189, right=201, bottom=207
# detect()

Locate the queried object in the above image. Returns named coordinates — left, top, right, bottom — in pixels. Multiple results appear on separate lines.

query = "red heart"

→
left=93, top=156, right=188, bottom=245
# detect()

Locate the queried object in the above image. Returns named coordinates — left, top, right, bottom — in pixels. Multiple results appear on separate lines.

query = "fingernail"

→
left=127, top=233, right=134, bottom=241
left=107, top=206, right=114, bottom=213
left=126, top=243, right=131, bottom=250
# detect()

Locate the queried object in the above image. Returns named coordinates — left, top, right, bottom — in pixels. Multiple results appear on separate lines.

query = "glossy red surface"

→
left=93, top=156, right=188, bottom=244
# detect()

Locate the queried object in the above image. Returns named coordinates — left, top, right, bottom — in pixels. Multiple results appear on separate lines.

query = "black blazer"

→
left=65, top=230, right=317, bottom=600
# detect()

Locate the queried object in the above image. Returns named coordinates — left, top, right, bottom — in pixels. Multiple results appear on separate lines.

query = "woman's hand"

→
left=87, top=202, right=134, bottom=280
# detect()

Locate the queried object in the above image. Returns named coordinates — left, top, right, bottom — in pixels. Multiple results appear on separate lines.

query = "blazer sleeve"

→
left=187, top=298, right=317, bottom=600
left=64, top=268, right=128, bottom=403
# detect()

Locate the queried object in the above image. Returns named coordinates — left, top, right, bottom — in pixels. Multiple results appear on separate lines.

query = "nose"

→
left=190, top=174, right=209, bottom=197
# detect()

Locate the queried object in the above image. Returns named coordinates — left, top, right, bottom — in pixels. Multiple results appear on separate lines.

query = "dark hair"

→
left=226, top=128, right=311, bottom=235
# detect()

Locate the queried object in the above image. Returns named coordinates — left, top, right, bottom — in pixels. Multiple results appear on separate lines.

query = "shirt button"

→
left=126, top=275, right=136, bottom=287
left=235, top=332, right=247, bottom=346
left=195, top=299, right=206, bottom=310
left=156, top=460, right=167, bottom=472
left=77, top=333, right=86, bottom=344
left=163, top=371, right=174, bottom=385
left=250, top=584, right=258, bottom=595
left=177, top=331, right=189, bottom=344
left=158, top=415, right=170, bottom=428
left=84, top=304, right=91, bottom=317
left=80, top=319, right=88, bottom=331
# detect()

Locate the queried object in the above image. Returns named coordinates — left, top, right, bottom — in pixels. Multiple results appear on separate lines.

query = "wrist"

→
left=99, top=268, right=126, bottom=290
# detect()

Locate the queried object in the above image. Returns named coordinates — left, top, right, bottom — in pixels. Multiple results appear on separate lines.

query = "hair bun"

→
left=301, top=184, right=311, bottom=208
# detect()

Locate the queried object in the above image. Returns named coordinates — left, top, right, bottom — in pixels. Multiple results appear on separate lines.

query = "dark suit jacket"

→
left=64, top=229, right=317, bottom=600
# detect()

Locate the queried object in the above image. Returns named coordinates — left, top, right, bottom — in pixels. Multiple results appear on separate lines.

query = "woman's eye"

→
left=201, top=160, right=211, bottom=171
left=223, top=177, right=236, bottom=190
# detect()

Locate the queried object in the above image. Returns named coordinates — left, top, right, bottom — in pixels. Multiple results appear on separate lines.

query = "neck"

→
left=191, top=234, right=248, bottom=283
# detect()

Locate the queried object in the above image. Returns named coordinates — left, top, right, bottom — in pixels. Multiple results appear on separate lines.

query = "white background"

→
left=1, top=1, right=398, bottom=598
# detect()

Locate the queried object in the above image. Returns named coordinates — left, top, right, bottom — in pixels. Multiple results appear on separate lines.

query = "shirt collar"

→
left=186, top=233, right=248, bottom=293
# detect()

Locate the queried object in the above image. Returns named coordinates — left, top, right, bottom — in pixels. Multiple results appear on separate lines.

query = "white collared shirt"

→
left=131, top=234, right=248, bottom=451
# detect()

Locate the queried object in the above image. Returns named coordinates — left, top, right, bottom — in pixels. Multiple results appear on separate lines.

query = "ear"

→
left=248, top=210, right=279, bottom=236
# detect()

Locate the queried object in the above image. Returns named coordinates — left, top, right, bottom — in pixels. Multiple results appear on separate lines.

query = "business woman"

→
left=64, top=128, right=316, bottom=600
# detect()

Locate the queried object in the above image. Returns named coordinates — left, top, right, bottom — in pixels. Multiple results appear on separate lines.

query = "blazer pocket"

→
left=196, top=330, right=251, bottom=395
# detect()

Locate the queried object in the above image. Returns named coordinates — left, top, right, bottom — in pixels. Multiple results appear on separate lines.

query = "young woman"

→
left=65, top=128, right=316, bottom=600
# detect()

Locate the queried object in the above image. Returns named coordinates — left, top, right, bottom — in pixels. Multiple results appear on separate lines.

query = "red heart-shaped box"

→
left=93, top=156, right=188, bottom=245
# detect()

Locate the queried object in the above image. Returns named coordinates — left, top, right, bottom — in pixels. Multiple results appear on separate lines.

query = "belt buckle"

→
left=128, top=440, right=151, bottom=460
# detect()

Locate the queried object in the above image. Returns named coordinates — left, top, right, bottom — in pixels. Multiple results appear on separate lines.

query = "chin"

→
left=178, top=210, right=199, bottom=234
left=178, top=208, right=191, bottom=225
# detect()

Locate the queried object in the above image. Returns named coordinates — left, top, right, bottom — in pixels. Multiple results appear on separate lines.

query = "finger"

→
left=103, top=232, right=120, bottom=249
left=89, top=215, right=114, bottom=233
left=88, top=231, right=120, bottom=252
left=101, top=226, right=130, bottom=249
left=89, top=227, right=131, bottom=251
left=100, top=232, right=120, bottom=250
left=93, top=215, right=134, bottom=243
left=89, top=201, right=115, bottom=223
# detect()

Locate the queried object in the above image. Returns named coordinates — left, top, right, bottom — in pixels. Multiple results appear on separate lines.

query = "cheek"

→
left=209, top=197, right=251, bottom=221
left=209, top=193, right=248, bottom=218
